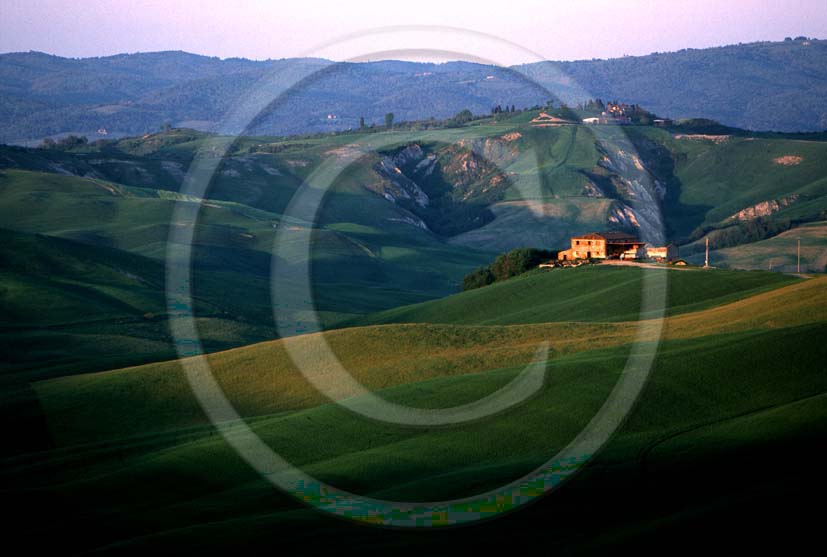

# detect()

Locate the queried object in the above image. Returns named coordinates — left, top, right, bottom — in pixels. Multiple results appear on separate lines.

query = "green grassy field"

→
left=669, top=135, right=827, bottom=227
left=2, top=268, right=824, bottom=553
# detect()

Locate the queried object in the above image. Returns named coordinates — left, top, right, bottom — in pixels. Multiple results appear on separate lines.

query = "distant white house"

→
left=581, top=115, right=631, bottom=125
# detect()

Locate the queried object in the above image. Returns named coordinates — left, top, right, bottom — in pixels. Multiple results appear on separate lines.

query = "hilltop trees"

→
left=453, top=109, right=474, bottom=125
left=557, top=103, right=579, bottom=121
left=582, top=98, right=606, bottom=112
left=463, top=248, right=556, bottom=291
left=491, top=104, right=518, bottom=115
left=39, top=135, right=88, bottom=150
left=463, top=267, right=495, bottom=291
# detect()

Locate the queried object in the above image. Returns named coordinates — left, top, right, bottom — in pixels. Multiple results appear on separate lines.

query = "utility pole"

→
left=797, top=237, right=801, bottom=273
left=704, top=237, right=709, bottom=269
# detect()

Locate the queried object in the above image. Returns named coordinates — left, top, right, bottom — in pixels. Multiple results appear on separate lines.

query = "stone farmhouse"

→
left=557, top=232, right=678, bottom=261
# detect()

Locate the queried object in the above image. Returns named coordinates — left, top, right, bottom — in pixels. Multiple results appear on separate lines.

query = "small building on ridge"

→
left=646, top=243, right=679, bottom=262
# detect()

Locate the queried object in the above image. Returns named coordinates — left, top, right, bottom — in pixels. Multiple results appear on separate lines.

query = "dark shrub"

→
left=462, top=248, right=555, bottom=291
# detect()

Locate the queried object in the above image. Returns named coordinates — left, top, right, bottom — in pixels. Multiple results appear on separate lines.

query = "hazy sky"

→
left=2, top=0, right=826, bottom=64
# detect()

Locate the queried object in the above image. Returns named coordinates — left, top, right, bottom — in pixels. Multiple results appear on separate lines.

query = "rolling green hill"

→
left=1, top=269, right=824, bottom=554
left=354, top=266, right=800, bottom=326
left=31, top=270, right=825, bottom=444
left=649, top=129, right=827, bottom=238
left=0, top=169, right=492, bottom=380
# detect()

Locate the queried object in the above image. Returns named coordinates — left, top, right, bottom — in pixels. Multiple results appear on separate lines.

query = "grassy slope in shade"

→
left=355, top=266, right=799, bottom=326
left=0, top=228, right=280, bottom=381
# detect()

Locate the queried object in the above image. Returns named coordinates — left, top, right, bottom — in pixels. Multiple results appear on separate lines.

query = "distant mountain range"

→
left=1, top=38, right=825, bottom=143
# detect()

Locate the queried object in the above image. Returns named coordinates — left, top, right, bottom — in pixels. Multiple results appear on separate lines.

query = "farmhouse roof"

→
left=573, top=231, right=640, bottom=242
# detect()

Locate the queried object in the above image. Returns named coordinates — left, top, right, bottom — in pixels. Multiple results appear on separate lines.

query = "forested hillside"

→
left=1, top=38, right=825, bottom=143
